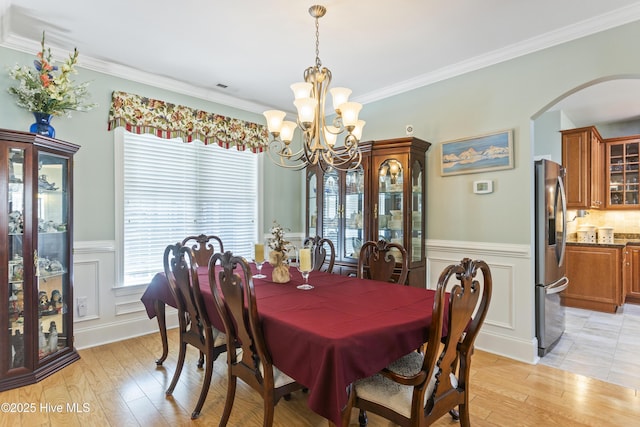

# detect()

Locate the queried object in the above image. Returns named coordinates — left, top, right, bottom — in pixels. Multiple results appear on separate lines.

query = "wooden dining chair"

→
left=209, top=251, right=304, bottom=427
left=342, top=258, right=493, bottom=427
left=303, top=235, right=336, bottom=273
left=162, top=243, right=227, bottom=419
left=181, top=234, right=224, bottom=267
left=357, top=239, right=409, bottom=285
left=181, top=234, right=226, bottom=367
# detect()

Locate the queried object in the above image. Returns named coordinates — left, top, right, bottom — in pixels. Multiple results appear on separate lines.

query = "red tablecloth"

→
left=141, top=263, right=436, bottom=425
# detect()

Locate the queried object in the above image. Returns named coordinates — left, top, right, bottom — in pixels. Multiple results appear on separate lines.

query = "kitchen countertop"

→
left=566, top=234, right=640, bottom=248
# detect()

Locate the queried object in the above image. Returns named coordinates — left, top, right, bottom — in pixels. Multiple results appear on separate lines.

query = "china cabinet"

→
left=1, top=129, right=79, bottom=391
left=561, top=126, right=604, bottom=209
left=306, top=137, right=430, bottom=287
left=605, top=135, right=640, bottom=208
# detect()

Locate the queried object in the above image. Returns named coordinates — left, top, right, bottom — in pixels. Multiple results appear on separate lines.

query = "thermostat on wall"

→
left=473, top=180, right=493, bottom=194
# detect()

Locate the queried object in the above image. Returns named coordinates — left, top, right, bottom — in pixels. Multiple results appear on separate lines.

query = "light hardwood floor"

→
left=1, top=328, right=639, bottom=427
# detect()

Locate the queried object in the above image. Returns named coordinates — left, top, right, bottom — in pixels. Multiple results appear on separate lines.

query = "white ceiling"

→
left=2, top=0, right=640, bottom=125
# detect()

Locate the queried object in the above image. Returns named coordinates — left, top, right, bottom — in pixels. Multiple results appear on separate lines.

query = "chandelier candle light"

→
left=264, top=4, right=365, bottom=171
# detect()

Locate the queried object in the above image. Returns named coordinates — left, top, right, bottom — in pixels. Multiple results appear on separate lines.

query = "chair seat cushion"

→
left=258, top=362, right=297, bottom=388
left=212, top=328, right=227, bottom=347
left=355, top=351, right=458, bottom=418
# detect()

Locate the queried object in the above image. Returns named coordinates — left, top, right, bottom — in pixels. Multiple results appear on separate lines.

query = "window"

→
left=115, top=129, right=259, bottom=287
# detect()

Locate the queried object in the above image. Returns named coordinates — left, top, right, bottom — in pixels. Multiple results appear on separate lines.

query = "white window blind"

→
left=121, top=131, right=257, bottom=287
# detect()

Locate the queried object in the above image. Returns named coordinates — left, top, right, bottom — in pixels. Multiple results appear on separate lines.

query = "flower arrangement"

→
left=267, top=221, right=290, bottom=254
left=7, top=32, right=95, bottom=117
left=267, top=221, right=291, bottom=283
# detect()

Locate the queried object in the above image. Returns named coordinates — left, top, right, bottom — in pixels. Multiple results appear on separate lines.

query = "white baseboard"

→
left=74, top=309, right=179, bottom=350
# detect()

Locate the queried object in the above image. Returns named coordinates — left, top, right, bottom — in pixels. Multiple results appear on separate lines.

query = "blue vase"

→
left=29, top=112, right=55, bottom=138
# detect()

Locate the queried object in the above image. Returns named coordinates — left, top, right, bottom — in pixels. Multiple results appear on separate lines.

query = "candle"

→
left=254, top=243, right=264, bottom=262
left=300, top=248, right=311, bottom=271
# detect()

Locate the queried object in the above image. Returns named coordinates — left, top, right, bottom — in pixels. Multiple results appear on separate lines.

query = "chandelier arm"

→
left=266, top=140, right=308, bottom=169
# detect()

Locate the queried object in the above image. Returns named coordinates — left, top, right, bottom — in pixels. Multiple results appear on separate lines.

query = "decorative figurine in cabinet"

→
left=306, top=137, right=430, bottom=286
left=1, top=129, right=80, bottom=391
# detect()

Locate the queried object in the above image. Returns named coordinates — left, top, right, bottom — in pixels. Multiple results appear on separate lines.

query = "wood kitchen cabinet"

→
left=306, top=137, right=431, bottom=287
left=605, top=135, right=640, bottom=208
left=1, top=129, right=80, bottom=391
left=563, top=244, right=624, bottom=313
left=561, top=126, right=604, bottom=209
left=624, top=245, right=640, bottom=303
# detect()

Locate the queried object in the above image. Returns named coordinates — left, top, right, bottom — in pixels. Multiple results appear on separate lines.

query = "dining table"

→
left=140, top=262, right=438, bottom=426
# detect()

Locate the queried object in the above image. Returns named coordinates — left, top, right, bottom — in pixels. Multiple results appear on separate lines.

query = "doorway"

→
left=532, top=76, right=640, bottom=390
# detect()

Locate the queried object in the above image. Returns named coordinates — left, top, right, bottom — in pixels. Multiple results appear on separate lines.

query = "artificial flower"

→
left=7, top=32, right=95, bottom=116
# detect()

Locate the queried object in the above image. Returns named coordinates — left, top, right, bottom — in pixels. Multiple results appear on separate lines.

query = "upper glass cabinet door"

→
left=8, top=148, right=26, bottom=370
left=322, top=169, right=340, bottom=250
left=410, top=160, right=423, bottom=262
left=378, top=158, right=404, bottom=245
left=344, top=165, right=365, bottom=259
left=307, top=170, right=318, bottom=236
left=36, top=151, right=71, bottom=360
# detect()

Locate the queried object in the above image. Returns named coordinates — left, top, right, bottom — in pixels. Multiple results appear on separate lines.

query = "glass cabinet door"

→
left=344, top=166, right=365, bottom=259
left=378, top=159, right=404, bottom=249
left=322, top=169, right=340, bottom=253
left=608, top=141, right=640, bottom=206
left=8, top=148, right=25, bottom=370
left=36, top=152, right=70, bottom=360
left=410, top=160, right=423, bottom=262
left=307, top=170, right=318, bottom=236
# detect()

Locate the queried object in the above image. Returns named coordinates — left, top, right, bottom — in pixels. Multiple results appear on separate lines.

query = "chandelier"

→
left=263, top=4, right=365, bottom=171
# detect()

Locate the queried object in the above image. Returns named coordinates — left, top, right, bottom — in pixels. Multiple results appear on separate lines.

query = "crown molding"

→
left=353, top=3, right=640, bottom=106
left=0, top=33, right=273, bottom=115
left=3, top=3, right=640, bottom=113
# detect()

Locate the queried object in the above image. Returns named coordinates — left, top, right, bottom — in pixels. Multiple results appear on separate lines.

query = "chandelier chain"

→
left=315, top=15, right=322, bottom=68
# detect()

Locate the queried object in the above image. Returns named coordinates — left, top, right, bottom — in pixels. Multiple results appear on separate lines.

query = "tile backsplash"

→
left=567, top=209, right=640, bottom=235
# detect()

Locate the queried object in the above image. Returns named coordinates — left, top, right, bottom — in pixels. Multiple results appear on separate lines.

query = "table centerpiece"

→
left=267, top=221, right=291, bottom=283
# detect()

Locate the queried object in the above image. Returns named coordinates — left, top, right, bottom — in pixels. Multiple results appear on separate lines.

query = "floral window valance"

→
left=107, top=91, right=269, bottom=152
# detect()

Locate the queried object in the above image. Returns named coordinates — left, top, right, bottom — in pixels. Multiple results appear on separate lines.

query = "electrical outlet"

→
left=77, top=296, right=88, bottom=317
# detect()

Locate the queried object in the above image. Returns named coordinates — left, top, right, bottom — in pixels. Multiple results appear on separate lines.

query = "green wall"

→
left=0, top=47, right=302, bottom=241
left=359, top=20, right=640, bottom=244
left=2, top=19, right=640, bottom=246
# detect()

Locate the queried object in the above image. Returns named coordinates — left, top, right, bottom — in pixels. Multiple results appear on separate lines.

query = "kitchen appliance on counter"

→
left=535, top=159, right=570, bottom=357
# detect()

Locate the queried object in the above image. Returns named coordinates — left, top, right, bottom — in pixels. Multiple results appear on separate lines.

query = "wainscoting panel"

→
left=427, top=239, right=537, bottom=364
left=72, top=240, right=178, bottom=349
left=72, top=239, right=538, bottom=364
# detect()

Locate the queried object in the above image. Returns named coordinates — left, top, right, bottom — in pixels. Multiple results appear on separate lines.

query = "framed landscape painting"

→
left=440, top=129, right=514, bottom=176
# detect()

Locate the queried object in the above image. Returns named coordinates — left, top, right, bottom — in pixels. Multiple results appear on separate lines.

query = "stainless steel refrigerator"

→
left=535, top=159, right=569, bottom=357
